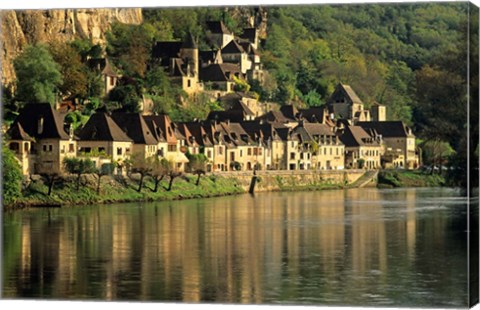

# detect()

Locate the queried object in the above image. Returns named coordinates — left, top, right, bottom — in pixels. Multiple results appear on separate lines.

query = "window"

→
left=259, top=148, right=262, bottom=156
left=336, top=148, right=339, bottom=156
left=98, top=147, right=105, bottom=153
left=117, top=148, right=122, bottom=156
left=61, top=145, right=65, bottom=154
left=290, top=152, right=296, bottom=160
left=248, top=148, right=252, bottom=156
left=158, top=148, right=164, bottom=157
left=219, top=147, right=223, bottom=155
left=240, top=150, right=243, bottom=157
left=9, top=142, right=19, bottom=153
left=168, top=145, right=177, bottom=152
left=24, top=142, right=29, bottom=152
left=207, top=150, right=212, bottom=158
left=126, top=148, right=131, bottom=154
left=330, top=148, right=332, bottom=155
left=230, top=152, right=235, bottom=161
left=69, top=143, right=75, bottom=153
left=253, top=148, right=257, bottom=156
left=187, top=79, right=191, bottom=88
left=324, top=148, right=327, bottom=155
left=110, top=76, right=115, bottom=86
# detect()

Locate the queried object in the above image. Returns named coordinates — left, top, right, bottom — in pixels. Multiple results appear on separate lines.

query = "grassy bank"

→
left=6, top=174, right=245, bottom=210
left=378, top=170, right=445, bottom=188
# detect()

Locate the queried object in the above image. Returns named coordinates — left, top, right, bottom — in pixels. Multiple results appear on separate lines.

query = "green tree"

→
left=148, top=157, right=170, bottom=192
left=14, top=44, right=62, bottom=104
left=63, top=157, right=96, bottom=190
left=2, top=145, right=23, bottom=205
left=187, top=153, right=208, bottom=186
left=106, top=23, right=151, bottom=77
left=94, top=163, right=115, bottom=194
left=49, top=41, right=88, bottom=100
left=130, top=153, right=152, bottom=192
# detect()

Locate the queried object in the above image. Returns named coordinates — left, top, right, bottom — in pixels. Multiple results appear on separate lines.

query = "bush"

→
left=2, top=145, right=23, bottom=204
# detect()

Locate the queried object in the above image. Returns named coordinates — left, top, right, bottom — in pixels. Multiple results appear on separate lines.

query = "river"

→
left=2, top=187, right=469, bottom=307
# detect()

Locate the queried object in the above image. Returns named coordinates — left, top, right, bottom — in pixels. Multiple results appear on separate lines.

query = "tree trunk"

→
left=167, top=175, right=175, bottom=191
left=195, top=173, right=201, bottom=186
left=137, top=174, right=145, bottom=192
left=152, top=175, right=164, bottom=192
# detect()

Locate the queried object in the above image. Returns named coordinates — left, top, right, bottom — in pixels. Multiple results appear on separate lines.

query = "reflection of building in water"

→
left=346, top=189, right=387, bottom=275
left=405, top=189, right=417, bottom=260
left=21, top=223, right=32, bottom=282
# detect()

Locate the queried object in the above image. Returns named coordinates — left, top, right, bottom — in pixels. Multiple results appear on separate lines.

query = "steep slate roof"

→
left=183, top=122, right=214, bottom=147
left=182, top=33, right=198, bottom=49
left=298, top=107, right=329, bottom=123
left=223, top=122, right=251, bottom=146
left=239, top=28, right=257, bottom=44
left=207, top=21, right=232, bottom=34
left=207, top=110, right=246, bottom=122
left=111, top=112, right=158, bottom=145
left=151, top=41, right=183, bottom=66
left=221, top=40, right=245, bottom=54
left=200, top=63, right=242, bottom=82
left=302, top=123, right=336, bottom=137
left=356, top=121, right=413, bottom=138
left=77, top=113, right=132, bottom=142
left=238, top=41, right=258, bottom=56
left=339, top=125, right=380, bottom=147
left=257, top=110, right=294, bottom=123
left=143, top=114, right=177, bottom=145
left=199, top=50, right=222, bottom=66
left=280, top=105, right=299, bottom=120
left=10, top=103, right=70, bottom=140
left=87, top=58, right=119, bottom=77
left=6, top=122, right=35, bottom=141
left=327, top=83, right=363, bottom=105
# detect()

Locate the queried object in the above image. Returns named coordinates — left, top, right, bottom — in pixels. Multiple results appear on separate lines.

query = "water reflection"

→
left=3, top=188, right=468, bottom=307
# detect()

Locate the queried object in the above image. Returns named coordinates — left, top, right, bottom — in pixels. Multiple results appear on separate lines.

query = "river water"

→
left=2, top=187, right=469, bottom=307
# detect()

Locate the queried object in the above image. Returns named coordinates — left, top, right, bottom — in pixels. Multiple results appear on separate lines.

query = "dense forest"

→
left=3, top=3, right=478, bottom=188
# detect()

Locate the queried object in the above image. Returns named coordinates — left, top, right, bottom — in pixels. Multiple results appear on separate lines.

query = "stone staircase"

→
left=347, top=170, right=379, bottom=188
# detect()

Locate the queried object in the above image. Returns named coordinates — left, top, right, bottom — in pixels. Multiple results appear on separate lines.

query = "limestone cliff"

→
left=1, top=8, right=142, bottom=86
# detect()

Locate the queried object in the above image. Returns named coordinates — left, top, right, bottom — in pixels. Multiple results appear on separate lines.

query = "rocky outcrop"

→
left=1, top=8, right=142, bottom=86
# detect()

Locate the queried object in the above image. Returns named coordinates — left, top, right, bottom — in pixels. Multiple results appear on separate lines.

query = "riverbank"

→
left=377, top=170, right=445, bottom=188
left=6, top=174, right=245, bottom=210
left=5, top=169, right=445, bottom=210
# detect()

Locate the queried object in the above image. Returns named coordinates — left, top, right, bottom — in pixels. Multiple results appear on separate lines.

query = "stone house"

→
left=357, top=121, right=419, bottom=169
left=143, top=114, right=189, bottom=172
left=206, top=21, right=234, bottom=49
left=6, top=103, right=77, bottom=175
left=300, top=122, right=345, bottom=170
left=327, top=83, right=371, bottom=124
left=87, top=58, right=120, bottom=96
left=76, top=112, right=133, bottom=172
left=200, top=63, right=244, bottom=93
left=151, top=35, right=203, bottom=96
left=339, top=125, right=382, bottom=169
left=221, top=40, right=252, bottom=75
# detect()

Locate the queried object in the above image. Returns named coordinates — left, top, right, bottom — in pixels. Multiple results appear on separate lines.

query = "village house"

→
left=206, top=21, right=235, bottom=49
left=76, top=112, right=133, bottom=171
left=183, top=121, right=216, bottom=172
left=295, top=122, right=345, bottom=170
left=143, top=114, right=189, bottom=172
left=87, top=58, right=120, bottom=96
left=200, top=63, right=244, bottom=94
left=326, top=83, right=371, bottom=124
left=6, top=103, right=77, bottom=175
left=357, top=121, right=419, bottom=169
left=151, top=35, right=203, bottom=96
left=339, top=124, right=382, bottom=169
left=202, top=121, right=228, bottom=171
